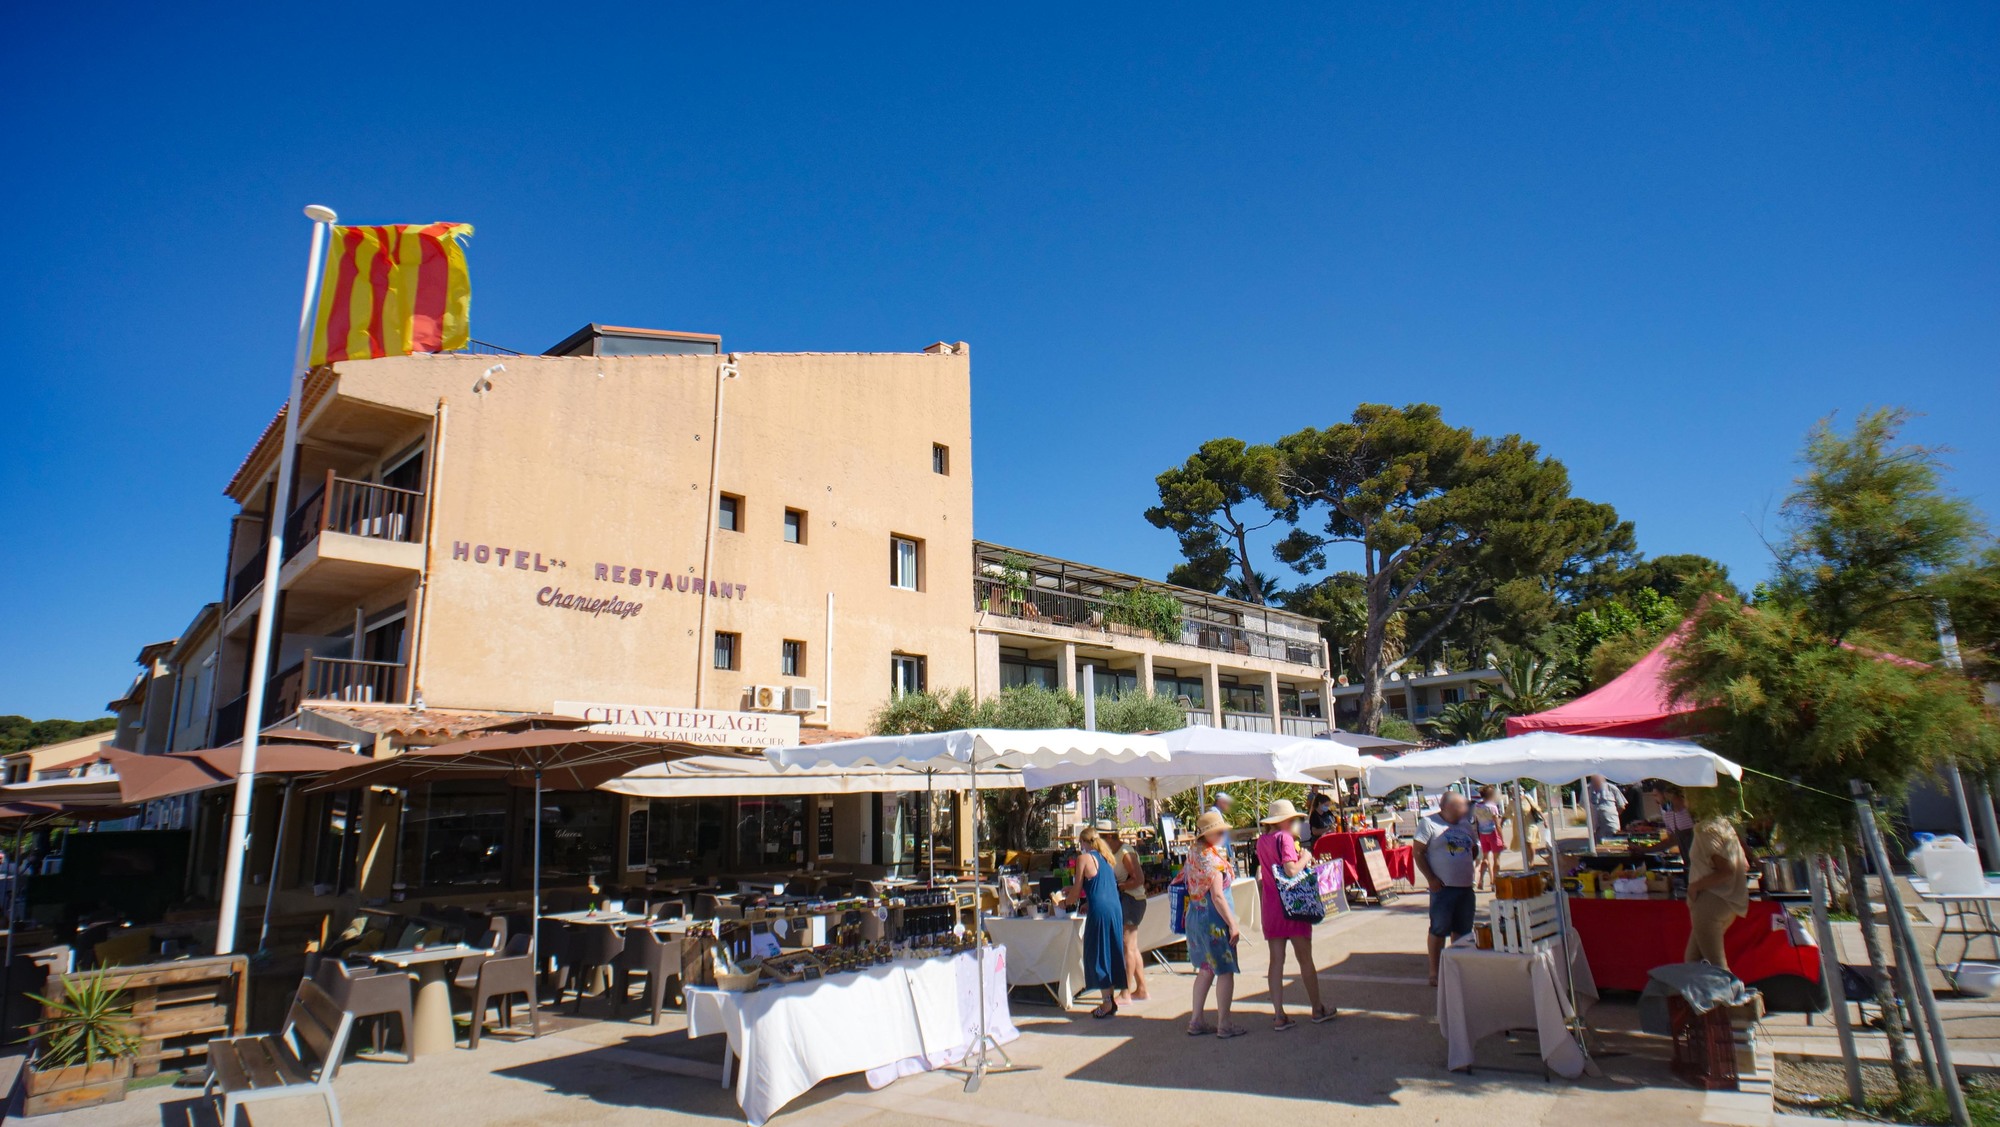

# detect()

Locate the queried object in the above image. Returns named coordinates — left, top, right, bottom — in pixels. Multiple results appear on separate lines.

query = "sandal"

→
left=1186, top=1022, right=1214, bottom=1036
left=1216, top=1025, right=1249, bottom=1039
left=1272, top=1017, right=1297, bottom=1032
left=1091, top=1002, right=1118, bottom=1020
left=1310, top=1006, right=1339, bottom=1024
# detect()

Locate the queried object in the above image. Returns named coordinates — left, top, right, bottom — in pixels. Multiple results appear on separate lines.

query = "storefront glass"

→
left=535, top=790, right=619, bottom=884
left=648, top=797, right=730, bottom=873
left=400, top=781, right=510, bottom=891
left=735, top=796, right=805, bottom=870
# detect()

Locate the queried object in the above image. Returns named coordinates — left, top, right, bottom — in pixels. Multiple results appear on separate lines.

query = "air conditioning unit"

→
left=749, top=685, right=787, bottom=711
left=786, top=685, right=817, bottom=713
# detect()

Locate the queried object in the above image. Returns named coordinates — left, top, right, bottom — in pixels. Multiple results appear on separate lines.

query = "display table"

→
left=1437, top=933, right=1597, bottom=1078
left=685, top=948, right=1017, bottom=1126
left=1565, top=897, right=1822, bottom=1003
left=1311, top=830, right=1414, bottom=896
left=1911, top=877, right=2000, bottom=987
left=366, top=943, right=485, bottom=1057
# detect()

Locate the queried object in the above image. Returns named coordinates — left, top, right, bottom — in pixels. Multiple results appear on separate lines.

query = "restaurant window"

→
left=308, top=789, right=364, bottom=894
left=781, top=639, right=805, bottom=677
left=398, top=780, right=510, bottom=891
left=890, top=535, right=922, bottom=591
left=714, top=631, right=739, bottom=671
left=783, top=508, right=805, bottom=544
left=891, top=653, right=927, bottom=697
left=533, top=790, right=619, bottom=884
left=718, top=493, right=742, bottom=532
left=1153, top=666, right=1205, bottom=708
left=648, top=797, right=729, bottom=872
left=737, top=796, right=806, bottom=870
left=932, top=443, right=949, bottom=475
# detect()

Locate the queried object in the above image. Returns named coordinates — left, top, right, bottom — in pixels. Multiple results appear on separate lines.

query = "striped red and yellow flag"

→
left=309, top=223, right=474, bottom=365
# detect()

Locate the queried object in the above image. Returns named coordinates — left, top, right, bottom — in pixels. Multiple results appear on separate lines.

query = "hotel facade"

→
left=132, top=326, right=1333, bottom=908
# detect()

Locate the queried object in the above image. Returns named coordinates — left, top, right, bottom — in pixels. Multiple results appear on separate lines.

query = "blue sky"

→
left=3, top=3, right=1994, bottom=718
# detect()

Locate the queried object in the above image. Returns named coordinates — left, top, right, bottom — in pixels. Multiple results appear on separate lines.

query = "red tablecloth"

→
left=1566, top=897, right=1822, bottom=993
left=1312, top=830, right=1414, bottom=894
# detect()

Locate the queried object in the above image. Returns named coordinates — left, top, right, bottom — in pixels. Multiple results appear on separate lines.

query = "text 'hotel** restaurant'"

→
left=126, top=324, right=1334, bottom=914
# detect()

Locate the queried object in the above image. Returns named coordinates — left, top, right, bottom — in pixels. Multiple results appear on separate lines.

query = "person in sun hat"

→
left=1257, top=799, right=1333, bottom=1029
left=1183, top=808, right=1246, bottom=1038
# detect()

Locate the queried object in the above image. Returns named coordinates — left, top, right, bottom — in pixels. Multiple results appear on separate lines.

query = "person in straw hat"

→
left=1183, top=807, right=1246, bottom=1038
left=1257, top=799, right=1334, bottom=1028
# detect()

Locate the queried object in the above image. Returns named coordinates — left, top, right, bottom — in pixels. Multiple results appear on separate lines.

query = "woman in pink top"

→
left=1257, top=800, right=1333, bottom=1029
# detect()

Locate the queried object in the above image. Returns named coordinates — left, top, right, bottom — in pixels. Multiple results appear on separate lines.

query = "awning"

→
left=602, top=755, right=1024, bottom=798
left=1363, top=732, right=1743, bottom=792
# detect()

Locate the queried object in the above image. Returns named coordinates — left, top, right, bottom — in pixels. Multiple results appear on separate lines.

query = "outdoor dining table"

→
left=684, top=946, right=1017, bottom=1126
left=1436, top=931, right=1597, bottom=1079
left=367, top=943, right=485, bottom=1057
left=541, top=909, right=652, bottom=927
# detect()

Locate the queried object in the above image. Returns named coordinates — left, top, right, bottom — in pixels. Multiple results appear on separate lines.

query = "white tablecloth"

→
left=1436, top=931, right=1597, bottom=1078
left=685, top=948, right=1018, bottom=1126
left=1131, top=877, right=1260, bottom=960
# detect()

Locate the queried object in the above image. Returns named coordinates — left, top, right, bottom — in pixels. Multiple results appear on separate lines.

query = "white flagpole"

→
left=215, top=204, right=337, bottom=955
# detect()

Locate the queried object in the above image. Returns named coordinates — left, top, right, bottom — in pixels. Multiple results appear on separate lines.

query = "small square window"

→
left=932, top=443, right=949, bottom=475
left=890, top=535, right=923, bottom=591
left=782, top=639, right=805, bottom=677
left=783, top=508, right=805, bottom=544
left=891, top=654, right=927, bottom=697
left=718, top=494, right=742, bottom=532
left=713, top=631, right=739, bottom=671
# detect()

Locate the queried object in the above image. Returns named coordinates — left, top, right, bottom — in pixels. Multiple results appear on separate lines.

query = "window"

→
left=891, top=654, right=927, bottom=697
left=890, top=535, right=923, bottom=591
left=781, top=639, right=805, bottom=677
left=1440, top=687, right=1462, bottom=705
left=718, top=494, right=742, bottom=532
left=783, top=508, right=805, bottom=544
left=932, top=443, right=950, bottom=475
left=714, top=631, right=739, bottom=671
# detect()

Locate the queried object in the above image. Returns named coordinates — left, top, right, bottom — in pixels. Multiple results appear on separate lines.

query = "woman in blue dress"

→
left=1076, top=821, right=1127, bottom=1019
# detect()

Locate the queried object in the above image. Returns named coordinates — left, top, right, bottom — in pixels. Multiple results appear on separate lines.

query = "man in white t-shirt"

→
left=1413, top=791, right=1481, bottom=986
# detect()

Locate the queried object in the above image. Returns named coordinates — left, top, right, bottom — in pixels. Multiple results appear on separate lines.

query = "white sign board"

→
left=554, top=701, right=801, bottom=748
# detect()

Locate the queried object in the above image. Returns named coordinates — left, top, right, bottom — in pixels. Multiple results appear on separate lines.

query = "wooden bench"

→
left=204, top=979, right=353, bottom=1127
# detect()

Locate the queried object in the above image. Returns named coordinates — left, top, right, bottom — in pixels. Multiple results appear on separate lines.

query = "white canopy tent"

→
left=768, top=728, right=1170, bottom=1092
left=602, top=755, right=1024, bottom=798
left=1020, top=727, right=1366, bottom=821
left=1363, top=732, right=1741, bottom=793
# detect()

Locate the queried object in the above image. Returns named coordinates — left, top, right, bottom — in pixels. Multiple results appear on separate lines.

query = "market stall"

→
left=1564, top=897, right=1823, bottom=1008
left=989, top=876, right=1261, bottom=1005
left=1310, top=828, right=1414, bottom=897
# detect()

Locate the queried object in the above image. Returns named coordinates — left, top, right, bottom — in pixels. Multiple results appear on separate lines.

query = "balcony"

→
left=1181, top=710, right=1330, bottom=738
left=224, top=472, right=427, bottom=630
left=213, top=654, right=407, bottom=743
left=971, top=569, right=1324, bottom=669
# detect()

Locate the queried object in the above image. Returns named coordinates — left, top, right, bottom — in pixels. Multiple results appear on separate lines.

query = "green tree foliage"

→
left=1939, top=545, right=2000, bottom=681
left=1486, top=644, right=1576, bottom=716
left=1375, top=715, right=1423, bottom=744
left=0, top=716, right=116, bottom=757
left=869, top=686, right=1186, bottom=851
left=1772, top=408, right=1979, bottom=643
left=1272, top=404, right=1632, bottom=732
left=1144, top=438, right=1286, bottom=604
left=1429, top=699, right=1506, bottom=745
left=1666, top=408, right=1998, bottom=849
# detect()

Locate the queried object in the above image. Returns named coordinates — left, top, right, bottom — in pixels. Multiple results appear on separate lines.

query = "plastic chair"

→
left=647, top=900, right=687, bottom=922
left=451, top=924, right=509, bottom=992
left=613, top=926, right=682, bottom=1025
left=313, top=960, right=415, bottom=1062
left=559, top=926, right=626, bottom=1013
left=464, top=935, right=539, bottom=1048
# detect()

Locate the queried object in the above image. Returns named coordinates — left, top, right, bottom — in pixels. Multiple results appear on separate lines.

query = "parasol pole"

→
left=926, top=768, right=935, bottom=883
left=216, top=204, right=336, bottom=956
left=1543, top=782, right=1598, bottom=1075
left=530, top=766, right=544, bottom=1015
left=255, top=778, right=298, bottom=951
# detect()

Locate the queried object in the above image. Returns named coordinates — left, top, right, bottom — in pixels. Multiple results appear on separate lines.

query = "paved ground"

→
left=4, top=893, right=1710, bottom=1127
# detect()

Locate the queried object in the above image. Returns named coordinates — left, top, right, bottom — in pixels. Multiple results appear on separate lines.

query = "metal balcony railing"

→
left=214, top=654, right=406, bottom=743
left=974, top=578, right=1324, bottom=668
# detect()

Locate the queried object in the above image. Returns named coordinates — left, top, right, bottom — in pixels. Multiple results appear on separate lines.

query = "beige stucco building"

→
left=144, top=325, right=1329, bottom=906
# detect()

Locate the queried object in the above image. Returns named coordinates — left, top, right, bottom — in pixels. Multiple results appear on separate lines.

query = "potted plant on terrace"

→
left=19, top=969, right=142, bottom=1115
left=1102, top=586, right=1185, bottom=643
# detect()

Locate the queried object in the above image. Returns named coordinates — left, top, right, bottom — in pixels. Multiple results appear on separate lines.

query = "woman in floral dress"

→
left=1183, top=809, right=1246, bottom=1038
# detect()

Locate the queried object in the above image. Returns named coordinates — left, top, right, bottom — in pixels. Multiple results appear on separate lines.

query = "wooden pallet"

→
left=44, top=955, right=248, bottom=1078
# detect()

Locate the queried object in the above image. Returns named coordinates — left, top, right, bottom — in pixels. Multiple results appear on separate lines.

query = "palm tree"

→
left=1429, top=699, right=1505, bottom=745
left=1486, top=644, right=1575, bottom=717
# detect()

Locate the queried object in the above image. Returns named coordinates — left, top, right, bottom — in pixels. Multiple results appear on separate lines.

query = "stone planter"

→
left=20, top=1056, right=132, bottom=1117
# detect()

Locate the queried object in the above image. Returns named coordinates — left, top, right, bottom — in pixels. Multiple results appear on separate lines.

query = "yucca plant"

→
left=22, top=970, right=141, bottom=1068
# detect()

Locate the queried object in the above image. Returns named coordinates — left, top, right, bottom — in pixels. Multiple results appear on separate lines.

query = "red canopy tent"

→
left=1505, top=628, right=1691, bottom=738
